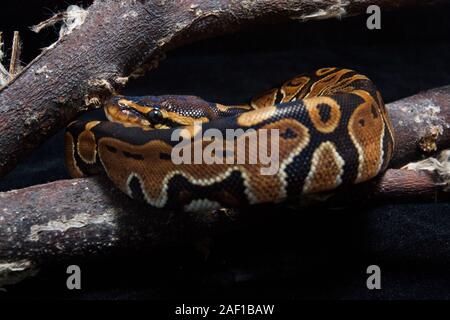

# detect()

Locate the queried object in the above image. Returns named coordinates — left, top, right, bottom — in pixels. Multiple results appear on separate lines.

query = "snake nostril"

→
left=359, top=119, right=365, bottom=127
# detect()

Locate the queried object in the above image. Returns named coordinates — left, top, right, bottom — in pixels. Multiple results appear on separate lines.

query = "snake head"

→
left=104, top=95, right=215, bottom=130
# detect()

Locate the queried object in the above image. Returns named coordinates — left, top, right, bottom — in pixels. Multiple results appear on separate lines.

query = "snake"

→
left=65, top=67, right=395, bottom=212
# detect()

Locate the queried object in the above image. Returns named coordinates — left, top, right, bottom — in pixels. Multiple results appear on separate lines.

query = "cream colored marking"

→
left=105, top=104, right=152, bottom=129
left=349, top=128, right=365, bottom=183
left=237, top=106, right=277, bottom=127
left=316, top=67, right=336, bottom=76
left=118, top=98, right=152, bottom=114
left=305, top=70, right=368, bottom=98
left=375, top=122, right=386, bottom=174
left=250, top=88, right=278, bottom=109
left=104, top=106, right=118, bottom=122
left=123, top=167, right=250, bottom=208
left=65, top=132, right=85, bottom=178
left=351, top=123, right=385, bottom=183
left=76, top=130, right=97, bottom=164
left=153, top=119, right=310, bottom=206
left=216, top=103, right=252, bottom=112
left=348, top=90, right=385, bottom=183
left=302, top=141, right=345, bottom=193
left=85, top=121, right=101, bottom=130
left=125, top=172, right=149, bottom=201
left=303, top=96, right=341, bottom=133
left=153, top=124, right=170, bottom=130
left=280, top=75, right=310, bottom=102
left=276, top=126, right=311, bottom=200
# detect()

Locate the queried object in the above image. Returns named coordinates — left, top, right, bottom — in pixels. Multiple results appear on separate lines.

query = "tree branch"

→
left=0, top=176, right=238, bottom=286
left=388, top=86, right=450, bottom=167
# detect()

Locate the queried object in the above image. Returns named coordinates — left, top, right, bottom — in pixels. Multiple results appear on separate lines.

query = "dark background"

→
left=1, top=1, right=450, bottom=300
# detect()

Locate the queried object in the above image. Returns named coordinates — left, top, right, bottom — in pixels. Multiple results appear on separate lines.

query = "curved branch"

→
left=388, top=86, right=450, bottom=167
left=0, top=167, right=447, bottom=286
left=0, top=176, right=237, bottom=286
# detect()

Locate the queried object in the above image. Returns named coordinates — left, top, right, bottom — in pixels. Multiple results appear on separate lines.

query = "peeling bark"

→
left=0, top=176, right=237, bottom=286
left=0, top=166, right=448, bottom=286
left=388, top=86, right=450, bottom=167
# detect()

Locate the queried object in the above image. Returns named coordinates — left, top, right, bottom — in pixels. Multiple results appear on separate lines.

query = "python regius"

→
left=65, top=67, right=395, bottom=212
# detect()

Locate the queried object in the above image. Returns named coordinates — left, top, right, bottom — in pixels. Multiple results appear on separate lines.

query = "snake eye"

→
left=147, top=108, right=163, bottom=125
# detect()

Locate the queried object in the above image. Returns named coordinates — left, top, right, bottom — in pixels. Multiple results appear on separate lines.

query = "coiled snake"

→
left=65, top=67, right=395, bottom=212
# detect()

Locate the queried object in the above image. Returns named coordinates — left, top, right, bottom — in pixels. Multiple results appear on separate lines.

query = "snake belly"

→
left=65, top=67, right=395, bottom=212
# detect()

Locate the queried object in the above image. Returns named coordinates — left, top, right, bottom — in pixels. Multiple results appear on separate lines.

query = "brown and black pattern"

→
left=65, top=68, right=395, bottom=212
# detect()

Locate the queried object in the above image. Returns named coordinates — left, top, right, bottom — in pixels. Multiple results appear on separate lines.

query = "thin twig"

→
left=0, top=31, right=3, bottom=61
left=8, top=31, right=21, bottom=79
left=30, top=12, right=66, bottom=34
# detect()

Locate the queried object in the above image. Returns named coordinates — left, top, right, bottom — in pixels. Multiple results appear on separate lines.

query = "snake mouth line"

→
left=106, top=98, right=209, bottom=130
left=104, top=102, right=152, bottom=129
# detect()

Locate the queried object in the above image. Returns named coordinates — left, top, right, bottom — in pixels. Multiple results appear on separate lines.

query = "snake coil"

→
left=66, top=68, right=395, bottom=211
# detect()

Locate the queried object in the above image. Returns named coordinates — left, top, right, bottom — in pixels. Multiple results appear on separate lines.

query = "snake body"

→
left=65, top=68, right=395, bottom=211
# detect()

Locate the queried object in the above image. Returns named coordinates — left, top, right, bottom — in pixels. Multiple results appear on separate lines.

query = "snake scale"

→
left=65, top=67, right=395, bottom=212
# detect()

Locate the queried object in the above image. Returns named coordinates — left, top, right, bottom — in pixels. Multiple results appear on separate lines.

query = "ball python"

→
left=65, top=67, right=395, bottom=212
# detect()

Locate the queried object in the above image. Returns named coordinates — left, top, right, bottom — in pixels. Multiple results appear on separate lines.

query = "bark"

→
left=0, top=0, right=448, bottom=178
left=388, top=86, right=450, bottom=168
left=0, top=168, right=447, bottom=286
left=331, top=168, right=448, bottom=206
left=0, top=176, right=237, bottom=286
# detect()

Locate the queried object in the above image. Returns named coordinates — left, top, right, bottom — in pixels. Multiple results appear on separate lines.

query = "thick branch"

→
left=0, top=176, right=237, bottom=286
left=388, top=86, right=450, bottom=167
left=0, top=167, right=447, bottom=286
left=0, top=0, right=447, bottom=177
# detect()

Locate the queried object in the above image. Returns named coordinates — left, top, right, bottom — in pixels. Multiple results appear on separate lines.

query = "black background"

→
left=0, top=1, right=450, bottom=300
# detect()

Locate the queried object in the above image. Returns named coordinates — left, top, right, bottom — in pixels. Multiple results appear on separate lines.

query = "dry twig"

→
left=8, top=31, right=22, bottom=79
